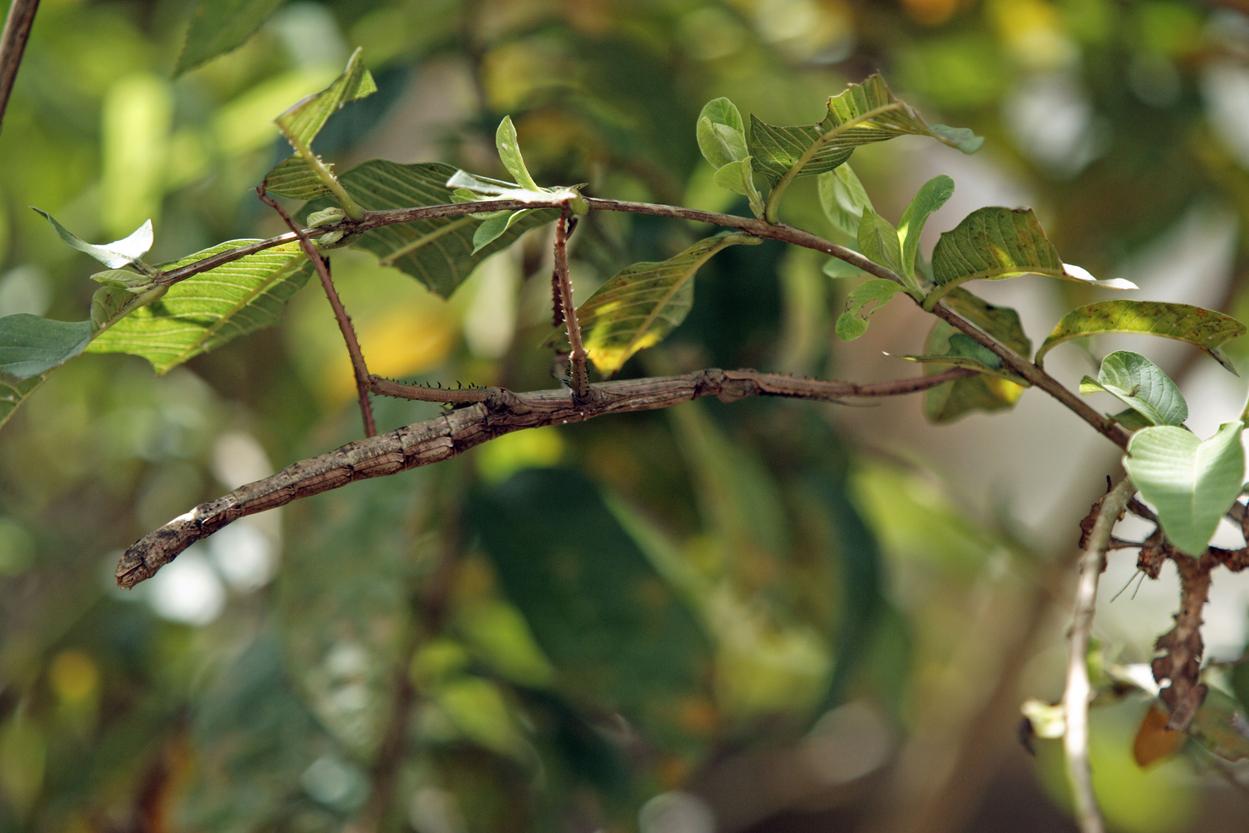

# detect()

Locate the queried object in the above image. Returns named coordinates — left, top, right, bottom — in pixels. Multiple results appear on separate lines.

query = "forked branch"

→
left=114, top=366, right=973, bottom=587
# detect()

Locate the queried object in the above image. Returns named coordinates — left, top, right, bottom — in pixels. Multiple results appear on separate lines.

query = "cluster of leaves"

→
left=6, top=44, right=1249, bottom=816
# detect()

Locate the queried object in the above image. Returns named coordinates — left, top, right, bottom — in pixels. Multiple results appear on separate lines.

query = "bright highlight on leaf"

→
left=1079, top=351, right=1188, bottom=427
left=32, top=210, right=154, bottom=269
left=572, top=233, right=759, bottom=375
left=494, top=116, right=542, bottom=192
left=923, top=207, right=1136, bottom=309
left=88, top=240, right=314, bottom=374
left=267, top=49, right=377, bottom=218
left=897, top=175, right=954, bottom=281
left=696, top=98, right=765, bottom=217
left=1124, top=422, right=1245, bottom=556
left=856, top=210, right=905, bottom=281
left=1035, top=301, right=1247, bottom=373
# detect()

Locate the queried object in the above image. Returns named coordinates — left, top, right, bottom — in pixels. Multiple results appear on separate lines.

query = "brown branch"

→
left=553, top=205, right=589, bottom=399
left=144, top=193, right=1131, bottom=451
left=1153, top=552, right=1213, bottom=731
left=0, top=0, right=38, bottom=133
left=114, top=366, right=973, bottom=588
left=258, top=188, right=376, bottom=437
left=1064, top=476, right=1135, bottom=833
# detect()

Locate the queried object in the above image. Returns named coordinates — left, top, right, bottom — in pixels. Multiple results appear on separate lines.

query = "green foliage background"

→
left=3, top=1, right=1249, bottom=831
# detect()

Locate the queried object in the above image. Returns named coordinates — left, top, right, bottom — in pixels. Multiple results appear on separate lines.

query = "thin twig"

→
left=0, top=0, right=38, bottom=133
left=1064, top=476, right=1135, bottom=833
left=114, top=366, right=973, bottom=588
left=143, top=193, right=1132, bottom=449
left=552, top=205, right=589, bottom=399
left=258, top=188, right=376, bottom=437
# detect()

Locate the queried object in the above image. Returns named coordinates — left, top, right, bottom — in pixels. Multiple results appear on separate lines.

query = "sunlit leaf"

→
left=817, top=164, right=873, bottom=239
left=262, top=155, right=332, bottom=200
left=834, top=278, right=904, bottom=341
left=88, top=240, right=313, bottom=373
left=32, top=210, right=153, bottom=269
left=748, top=74, right=982, bottom=186
left=495, top=116, right=541, bottom=192
left=1124, top=422, right=1245, bottom=556
left=175, top=0, right=286, bottom=75
left=1036, top=301, right=1247, bottom=373
left=1079, top=350, right=1187, bottom=427
left=572, top=232, right=759, bottom=375
left=0, top=315, right=93, bottom=379
left=897, top=174, right=954, bottom=280
left=923, top=289, right=1029, bottom=422
left=267, top=48, right=377, bottom=215
left=275, top=48, right=375, bottom=151
left=924, top=207, right=1136, bottom=308
left=311, top=160, right=557, bottom=296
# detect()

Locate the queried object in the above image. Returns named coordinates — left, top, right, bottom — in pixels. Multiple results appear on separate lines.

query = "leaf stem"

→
left=553, top=205, right=589, bottom=400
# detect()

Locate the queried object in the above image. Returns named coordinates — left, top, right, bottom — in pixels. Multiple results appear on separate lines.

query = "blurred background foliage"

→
left=4, top=1, right=1249, bottom=831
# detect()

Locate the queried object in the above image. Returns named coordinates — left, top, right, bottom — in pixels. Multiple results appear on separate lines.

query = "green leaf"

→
left=88, top=240, right=312, bottom=373
left=175, top=0, right=286, bottom=75
left=262, top=155, right=332, bottom=200
left=696, top=97, right=749, bottom=169
left=1124, top=422, right=1245, bottom=556
left=923, top=207, right=1136, bottom=309
left=1036, top=301, right=1247, bottom=373
left=494, top=116, right=541, bottom=192
left=712, top=158, right=766, bottom=218
left=857, top=209, right=905, bottom=278
left=270, top=48, right=376, bottom=218
left=1079, top=350, right=1188, bottom=427
left=311, top=160, right=557, bottom=297
left=573, top=232, right=759, bottom=375
left=748, top=74, right=983, bottom=188
left=897, top=174, right=954, bottom=280
left=922, top=289, right=1030, bottom=423
left=32, top=210, right=153, bottom=269
left=835, top=278, right=905, bottom=342
left=275, top=48, right=375, bottom=151
left=469, top=468, right=714, bottom=751
left=0, top=314, right=93, bottom=379
left=471, top=209, right=532, bottom=254
left=817, top=164, right=874, bottom=239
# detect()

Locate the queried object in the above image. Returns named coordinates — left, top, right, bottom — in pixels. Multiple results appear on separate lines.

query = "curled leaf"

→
left=32, top=210, right=153, bottom=269
left=1079, top=350, right=1187, bottom=427
left=1036, top=301, right=1246, bottom=373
